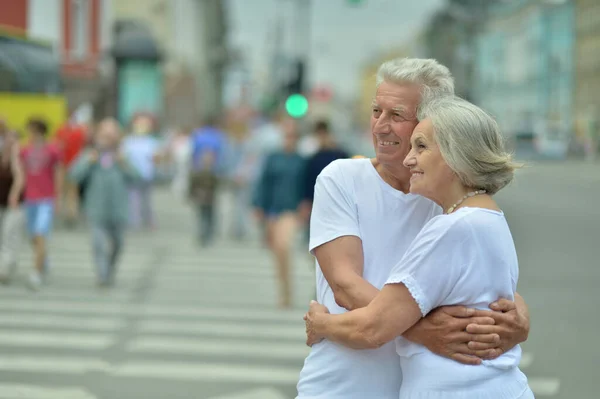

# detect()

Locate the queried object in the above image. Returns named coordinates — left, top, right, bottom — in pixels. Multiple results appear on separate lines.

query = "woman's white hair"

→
left=418, top=96, right=521, bottom=195
left=376, top=58, right=455, bottom=113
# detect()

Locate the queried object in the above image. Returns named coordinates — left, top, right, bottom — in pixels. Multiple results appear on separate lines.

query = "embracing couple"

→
left=296, top=58, right=534, bottom=399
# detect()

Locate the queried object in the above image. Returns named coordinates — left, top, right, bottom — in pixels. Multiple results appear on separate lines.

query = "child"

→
left=188, top=151, right=219, bottom=246
left=70, top=118, right=139, bottom=287
left=20, top=118, right=62, bottom=290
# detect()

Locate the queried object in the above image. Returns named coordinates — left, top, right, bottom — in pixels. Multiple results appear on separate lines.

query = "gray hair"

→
left=418, top=97, right=520, bottom=195
left=376, top=58, right=455, bottom=113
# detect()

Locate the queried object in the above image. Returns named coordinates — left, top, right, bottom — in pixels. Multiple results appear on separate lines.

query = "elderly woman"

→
left=305, top=97, right=534, bottom=398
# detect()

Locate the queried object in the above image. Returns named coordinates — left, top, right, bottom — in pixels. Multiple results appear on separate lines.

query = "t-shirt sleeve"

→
left=385, top=217, right=470, bottom=316
left=309, top=161, right=360, bottom=253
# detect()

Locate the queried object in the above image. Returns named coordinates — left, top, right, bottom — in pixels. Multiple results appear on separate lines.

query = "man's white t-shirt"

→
left=385, top=207, right=529, bottom=398
left=296, top=158, right=441, bottom=399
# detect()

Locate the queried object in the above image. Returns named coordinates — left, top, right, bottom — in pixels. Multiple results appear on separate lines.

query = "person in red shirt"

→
left=21, top=118, right=63, bottom=290
left=55, top=121, right=87, bottom=226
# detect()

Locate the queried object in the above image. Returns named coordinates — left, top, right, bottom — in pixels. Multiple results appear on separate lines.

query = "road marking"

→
left=142, top=304, right=305, bottom=323
left=0, top=300, right=306, bottom=322
left=0, top=314, right=125, bottom=331
left=207, top=387, right=288, bottom=399
left=0, top=331, right=114, bottom=350
left=128, top=336, right=310, bottom=360
left=160, top=266, right=313, bottom=277
left=138, top=319, right=305, bottom=341
left=111, top=360, right=300, bottom=384
left=0, top=356, right=111, bottom=374
left=528, top=377, right=560, bottom=396
left=0, top=383, right=97, bottom=399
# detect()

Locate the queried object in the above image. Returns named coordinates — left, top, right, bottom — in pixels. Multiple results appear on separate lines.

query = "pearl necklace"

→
left=446, top=190, right=487, bottom=214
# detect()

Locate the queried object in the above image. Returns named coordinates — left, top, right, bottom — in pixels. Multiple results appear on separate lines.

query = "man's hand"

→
left=466, top=298, right=530, bottom=360
left=403, top=306, right=497, bottom=365
left=304, top=300, right=330, bottom=347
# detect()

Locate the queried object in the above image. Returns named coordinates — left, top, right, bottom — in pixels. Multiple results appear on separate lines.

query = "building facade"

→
left=472, top=0, right=575, bottom=158
left=0, top=0, right=113, bottom=117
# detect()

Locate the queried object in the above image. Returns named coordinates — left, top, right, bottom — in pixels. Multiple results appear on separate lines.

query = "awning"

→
left=0, top=36, right=62, bottom=94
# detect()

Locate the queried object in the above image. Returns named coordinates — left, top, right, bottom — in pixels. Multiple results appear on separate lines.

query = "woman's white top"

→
left=386, top=207, right=533, bottom=399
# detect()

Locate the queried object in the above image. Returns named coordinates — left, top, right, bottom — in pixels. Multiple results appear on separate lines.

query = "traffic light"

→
left=283, top=59, right=308, bottom=118
left=285, top=94, right=309, bottom=118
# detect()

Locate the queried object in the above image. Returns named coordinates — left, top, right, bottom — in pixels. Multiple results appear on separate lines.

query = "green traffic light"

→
left=285, top=94, right=309, bottom=118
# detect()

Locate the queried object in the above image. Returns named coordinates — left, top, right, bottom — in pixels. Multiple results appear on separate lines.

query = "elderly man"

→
left=296, top=58, right=530, bottom=399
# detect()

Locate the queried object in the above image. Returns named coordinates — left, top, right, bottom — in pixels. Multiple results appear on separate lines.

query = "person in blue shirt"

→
left=253, top=119, right=305, bottom=308
left=191, top=116, right=227, bottom=174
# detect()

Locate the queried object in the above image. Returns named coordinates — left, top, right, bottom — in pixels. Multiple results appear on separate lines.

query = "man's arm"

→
left=313, top=236, right=378, bottom=311
left=464, top=294, right=530, bottom=359
left=403, top=294, right=530, bottom=364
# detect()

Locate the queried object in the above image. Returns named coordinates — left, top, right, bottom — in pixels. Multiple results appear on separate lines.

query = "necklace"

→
left=446, top=190, right=487, bottom=214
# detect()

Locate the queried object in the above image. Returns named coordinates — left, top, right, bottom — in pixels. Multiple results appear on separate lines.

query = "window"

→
left=71, top=0, right=90, bottom=60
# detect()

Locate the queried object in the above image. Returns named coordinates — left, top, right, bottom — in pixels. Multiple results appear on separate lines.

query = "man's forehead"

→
left=371, top=98, right=411, bottom=112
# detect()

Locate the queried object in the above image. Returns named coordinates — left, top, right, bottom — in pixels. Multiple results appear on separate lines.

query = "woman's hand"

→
left=304, top=300, right=330, bottom=347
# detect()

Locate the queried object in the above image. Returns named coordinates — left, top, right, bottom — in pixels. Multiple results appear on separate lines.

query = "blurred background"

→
left=0, top=0, right=597, bottom=398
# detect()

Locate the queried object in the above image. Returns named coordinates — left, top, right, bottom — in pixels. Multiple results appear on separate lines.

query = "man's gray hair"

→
left=418, top=96, right=520, bottom=195
left=376, top=58, right=455, bottom=114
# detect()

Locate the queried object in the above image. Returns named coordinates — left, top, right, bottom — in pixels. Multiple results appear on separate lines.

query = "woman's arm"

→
left=305, top=282, right=423, bottom=349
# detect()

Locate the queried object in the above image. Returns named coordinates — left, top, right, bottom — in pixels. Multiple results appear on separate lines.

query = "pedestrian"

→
left=69, top=118, right=139, bottom=287
left=20, top=118, right=63, bottom=290
left=295, top=58, right=531, bottom=399
left=304, top=96, right=534, bottom=398
left=122, top=113, right=162, bottom=230
left=188, top=150, right=219, bottom=246
left=298, top=120, right=349, bottom=226
left=253, top=120, right=306, bottom=308
left=0, top=129, right=25, bottom=284
left=54, top=116, right=88, bottom=227
left=167, top=126, right=192, bottom=200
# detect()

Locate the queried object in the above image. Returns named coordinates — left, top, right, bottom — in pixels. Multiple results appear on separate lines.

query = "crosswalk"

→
left=0, top=190, right=560, bottom=398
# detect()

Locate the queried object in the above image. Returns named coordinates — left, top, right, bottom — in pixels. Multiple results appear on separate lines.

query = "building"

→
left=0, top=0, right=113, bottom=117
left=574, top=0, right=600, bottom=156
left=472, top=0, right=575, bottom=158
left=112, top=0, right=228, bottom=127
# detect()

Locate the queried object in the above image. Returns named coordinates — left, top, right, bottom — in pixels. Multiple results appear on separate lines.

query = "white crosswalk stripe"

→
left=0, top=191, right=559, bottom=398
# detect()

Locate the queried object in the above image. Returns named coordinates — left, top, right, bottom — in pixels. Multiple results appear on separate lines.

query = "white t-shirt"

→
left=296, top=158, right=441, bottom=399
left=386, top=207, right=531, bottom=399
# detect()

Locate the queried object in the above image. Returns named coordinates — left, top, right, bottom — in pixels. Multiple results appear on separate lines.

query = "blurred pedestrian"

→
left=20, top=118, right=63, bottom=290
left=167, top=126, right=192, bottom=200
left=253, top=120, right=305, bottom=308
left=54, top=116, right=88, bottom=227
left=190, top=116, right=227, bottom=237
left=188, top=151, right=219, bottom=246
left=122, top=114, right=162, bottom=230
left=298, top=120, right=349, bottom=224
left=69, top=118, right=139, bottom=287
left=225, top=123, right=252, bottom=241
left=0, top=129, right=25, bottom=284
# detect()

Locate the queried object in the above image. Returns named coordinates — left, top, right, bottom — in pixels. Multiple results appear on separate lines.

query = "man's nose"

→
left=372, top=117, right=391, bottom=135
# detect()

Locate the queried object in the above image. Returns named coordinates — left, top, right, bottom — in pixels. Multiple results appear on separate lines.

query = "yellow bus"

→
left=0, top=26, right=67, bottom=139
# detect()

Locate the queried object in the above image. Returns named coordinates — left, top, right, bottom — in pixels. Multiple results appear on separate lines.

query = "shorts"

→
left=25, top=200, right=54, bottom=237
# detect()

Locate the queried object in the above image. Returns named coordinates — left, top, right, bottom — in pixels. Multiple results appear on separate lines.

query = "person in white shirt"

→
left=295, top=58, right=530, bottom=399
left=305, top=96, right=534, bottom=398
